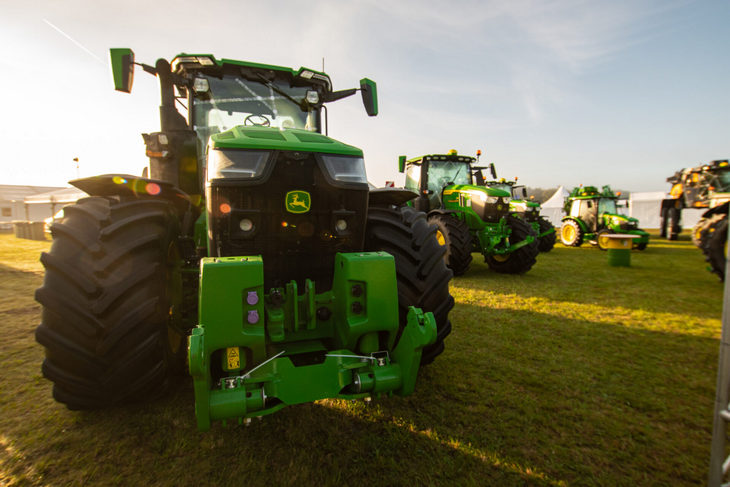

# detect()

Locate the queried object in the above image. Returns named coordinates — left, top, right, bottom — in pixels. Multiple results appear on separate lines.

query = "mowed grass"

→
left=0, top=230, right=724, bottom=486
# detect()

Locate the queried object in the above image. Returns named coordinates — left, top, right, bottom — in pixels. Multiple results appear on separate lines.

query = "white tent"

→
left=540, top=186, right=569, bottom=226
left=23, top=187, right=88, bottom=222
left=628, top=192, right=704, bottom=229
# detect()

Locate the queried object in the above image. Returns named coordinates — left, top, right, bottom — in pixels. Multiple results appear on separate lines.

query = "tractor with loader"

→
left=399, top=151, right=539, bottom=276
left=34, top=48, right=454, bottom=431
left=560, top=185, right=649, bottom=250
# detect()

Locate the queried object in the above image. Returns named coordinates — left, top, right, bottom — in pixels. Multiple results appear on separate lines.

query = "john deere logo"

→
left=285, top=190, right=311, bottom=213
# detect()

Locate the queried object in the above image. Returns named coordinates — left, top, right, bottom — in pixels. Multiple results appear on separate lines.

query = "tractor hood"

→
left=510, top=199, right=540, bottom=210
left=443, top=184, right=510, bottom=198
left=603, top=213, right=638, bottom=225
left=210, top=126, right=363, bottom=157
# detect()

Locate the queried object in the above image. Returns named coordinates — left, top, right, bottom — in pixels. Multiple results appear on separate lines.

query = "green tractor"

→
left=34, top=49, right=454, bottom=431
left=399, top=150, right=538, bottom=276
left=560, top=185, right=649, bottom=250
left=480, top=174, right=556, bottom=253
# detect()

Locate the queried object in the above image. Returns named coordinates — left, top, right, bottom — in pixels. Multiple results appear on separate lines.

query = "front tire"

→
left=704, top=216, right=727, bottom=280
left=35, top=197, right=183, bottom=409
left=596, top=229, right=611, bottom=250
left=537, top=217, right=556, bottom=252
left=427, top=213, right=473, bottom=276
left=485, top=215, right=539, bottom=274
left=560, top=219, right=583, bottom=247
left=365, top=206, right=454, bottom=365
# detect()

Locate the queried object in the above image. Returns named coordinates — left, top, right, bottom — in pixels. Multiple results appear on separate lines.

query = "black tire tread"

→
left=485, top=215, right=539, bottom=274
left=704, top=216, right=727, bottom=280
left=35, top=196, right=179, bottom=409
left=427, top=213, right=473, bottom=276
left=365, top=206, right=454, bottom=365
left=537, top=217, right=556, bottom=253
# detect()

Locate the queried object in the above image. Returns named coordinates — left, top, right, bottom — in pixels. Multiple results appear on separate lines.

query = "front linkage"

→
left=188, top=252, right=436, bottom=430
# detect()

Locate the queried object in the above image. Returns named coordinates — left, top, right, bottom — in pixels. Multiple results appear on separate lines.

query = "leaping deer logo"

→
left=286, top=190, right=311, bottom=214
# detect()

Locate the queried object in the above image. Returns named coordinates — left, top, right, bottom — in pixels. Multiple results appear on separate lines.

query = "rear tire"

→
left=427, top=213, right=473, bottom=276
left=365, top=206, right=454, bottom=365
left=537, top=217, right=556, bottom=252
left=560, top=219, right=583, bottom=247
left=35, top=196, right=183, bottom=409
left=485, top=215, right=539, bottom=274
left=704, top=216, right=727, bottom=281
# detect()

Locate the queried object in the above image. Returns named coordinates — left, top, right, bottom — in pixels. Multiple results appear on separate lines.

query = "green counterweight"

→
left=188, top=252, right=436, bottom=431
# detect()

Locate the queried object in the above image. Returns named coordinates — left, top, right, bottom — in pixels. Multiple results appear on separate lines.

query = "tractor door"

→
left=404, top=162, right=430, bottom=212
left=578, top=199, right=598, bottom=232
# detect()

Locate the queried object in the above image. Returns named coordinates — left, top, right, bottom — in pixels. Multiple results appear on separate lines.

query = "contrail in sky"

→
left=43, top=19, right=104, bottom=65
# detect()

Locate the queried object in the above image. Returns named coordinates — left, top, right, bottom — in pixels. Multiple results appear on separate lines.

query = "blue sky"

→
left=1, top=0, right=727, bottom=192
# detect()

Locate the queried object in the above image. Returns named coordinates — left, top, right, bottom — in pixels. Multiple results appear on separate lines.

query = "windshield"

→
left=598, top=197, right=617, bottom=214
left=427, top=160, right=471, bottom=194
left=193, top=74, right=319, bottom=141
left=713, top=171, right=730, bottom=191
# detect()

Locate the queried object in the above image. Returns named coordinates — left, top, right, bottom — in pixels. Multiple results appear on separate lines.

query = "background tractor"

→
left=660, top=159, right=730, bottom=241
left=399, top=151, right=538, bottom=276
left=659, top=160, right=730, bottom=279
left=560, top=185, right=649, bottom=250
left=478, top=170, right=556, bottom=253
left=34, top=48, right=454, bottom=431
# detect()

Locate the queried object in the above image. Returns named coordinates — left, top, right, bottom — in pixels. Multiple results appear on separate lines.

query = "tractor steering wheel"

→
left=244, top=114, right=271, bottom=127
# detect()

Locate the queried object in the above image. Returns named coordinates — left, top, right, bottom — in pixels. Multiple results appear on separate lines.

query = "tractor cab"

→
left=401, top=152, right=510, bottom=219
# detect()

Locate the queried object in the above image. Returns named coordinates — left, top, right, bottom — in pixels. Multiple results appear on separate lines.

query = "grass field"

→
left=0, top=231, right=724, bottom=486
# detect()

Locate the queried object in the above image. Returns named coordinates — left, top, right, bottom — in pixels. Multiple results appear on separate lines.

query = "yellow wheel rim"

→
left=598, top=234, right=610, bottom=248
left=492, top=253, right=510, bottom=262
left=436, top=229, right=446, bottom=246
left=562, top=225, right=575, bottom=242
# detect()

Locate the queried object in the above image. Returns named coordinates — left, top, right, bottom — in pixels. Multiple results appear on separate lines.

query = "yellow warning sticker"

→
left=226, top=347, right=240, bottom=370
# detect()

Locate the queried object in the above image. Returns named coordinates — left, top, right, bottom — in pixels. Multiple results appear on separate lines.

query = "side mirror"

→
left=398, top=155, right=406, bottom=173
left=359, top=78, right=378, bottom=117
left=110, top=48, right=135, bottom=93
left=490, top=163, right=497, bottom=179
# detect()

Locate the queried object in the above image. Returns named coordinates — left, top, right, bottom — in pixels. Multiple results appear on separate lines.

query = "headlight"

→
left=320, top=155, right=368, bottom=184
left=502, top=197, right=511, bottom=204
left=208, top=149, right=270, bottom=179
left=306, top=90, right=320, bottom=104
left=486, top=196, right=499, bottom=204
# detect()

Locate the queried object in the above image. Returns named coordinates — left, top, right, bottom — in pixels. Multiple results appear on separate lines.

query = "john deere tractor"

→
left=560, top=185, right=649, bottom=250
left=399, top=151, right=538, bottom=276
left=34, top=49, right=454, bottom=431
left=478, top=170, right=556, bottom=253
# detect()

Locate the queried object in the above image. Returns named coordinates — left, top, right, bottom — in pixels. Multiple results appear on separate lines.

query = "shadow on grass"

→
left=2, top=300, right=718, bottom=486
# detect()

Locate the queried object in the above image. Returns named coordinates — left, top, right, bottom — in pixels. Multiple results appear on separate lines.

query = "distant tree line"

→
left=525, top=187, right=558, bottom=204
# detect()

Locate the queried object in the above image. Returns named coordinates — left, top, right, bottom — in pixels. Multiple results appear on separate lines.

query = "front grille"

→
left=208, top=151, right=368, bottom=290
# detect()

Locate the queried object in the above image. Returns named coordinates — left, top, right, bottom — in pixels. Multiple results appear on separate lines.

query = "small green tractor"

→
left=560, top=185, right=649, bottom=250
left=399, top=151, right=538, bottom=275
left=480, top=174, right=556, bottom=253
left=34, top=49, right=454, bottom=431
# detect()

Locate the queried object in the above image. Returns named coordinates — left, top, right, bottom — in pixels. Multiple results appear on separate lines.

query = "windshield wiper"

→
left=254, top=73, right=308, bottom=111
